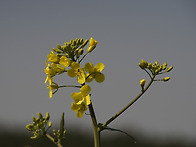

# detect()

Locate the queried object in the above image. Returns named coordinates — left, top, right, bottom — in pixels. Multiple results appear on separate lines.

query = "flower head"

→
left=87, top=37, right=98, bottom=53
left=71, top=85, right=91, bottom=105
left=47, top=51, right=59, bottom=63
left=71, top=85, right=91, bottom=118
left=67, top=62, right=86, bottom=84
left=71, top=102, right=87, bottom=118
left=44, top=61, right=57, bottom=83
left=84, top=62, right=105, bottom=83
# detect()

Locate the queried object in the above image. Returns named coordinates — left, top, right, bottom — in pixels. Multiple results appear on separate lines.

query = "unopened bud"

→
left=163, top=77, right=170, bottom=81
left=139, top=59, right=148, bottom=69
left=79, top=39, right=89, bottom=49
left=38, top=112, right=43, bottom=119
left=57, top=44, right=61, bottom=49
left=53, top=48, right=62, bottom=53
left=32, top=116, right=36, bottom=122
left=45, top=112, right=50, bottom=121
left=140, top=79, right=146, bottom=87
left=26, top=124, right=34, bottom=131
left=78, top=48, right=83, bottom=55
left=167, top=66, right=173, bottom=72
left=48, top=121, right=52, bottom=128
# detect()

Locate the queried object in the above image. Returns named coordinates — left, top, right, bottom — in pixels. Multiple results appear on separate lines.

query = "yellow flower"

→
left=84, top=62, right=105, bottom=83
left=87, top=37, right=98, bottom=53
left=44, top=61, right=57, bottom=83
left=47, top=51, right=59, bottom=63
left=71, top=85, right=91, bottom=106
left=59, top=56, right=70, bottom=67
left=67, top=62, right=86, bottom=84
left=46, top=78, right=58, bottom=98
left=71, top=102, right=87, bottom=118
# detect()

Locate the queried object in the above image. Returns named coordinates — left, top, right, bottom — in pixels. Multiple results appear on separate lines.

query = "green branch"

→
left=102, top=75, right=155, bottom=128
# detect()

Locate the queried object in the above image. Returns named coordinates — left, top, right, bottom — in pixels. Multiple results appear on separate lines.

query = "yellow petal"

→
left=89, top=37, right=98, bottom=46
left=67, top=69, right=77, bottom=77
left=95, top=73, right=105, bottom=83
left=71, top=103, right=79, bottom=111
left=80, top=85, right=91, bottom=94
left=77, top=69, right=86, bottom=84
left=71, top=92, right=82, bottom=102
left=71, top=62, right=80, bottom=70
left=59, top=56, right=70, bottom=67
left=95, top=63, right=104, bottom=72
left=84, top=62, right=94, bottom=73
left=85, top=95, right=91, bottom=105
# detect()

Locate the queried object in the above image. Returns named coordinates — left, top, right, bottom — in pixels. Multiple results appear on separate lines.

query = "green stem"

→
left=102, top=75, right=155, bottom=128
left=88, top=103, right=100, bottom=147
left=58, top=85, right=81, bottom=88
left=79, top=52, right=88, bottom=63
left=46, top=133, right=63, bottom=147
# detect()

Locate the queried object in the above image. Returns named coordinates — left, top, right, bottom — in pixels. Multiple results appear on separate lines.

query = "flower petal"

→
left=80, top=85, right=91, bottom=95
left=67, top=69, right=77, bottom=77
left=71, top=62, right=80, bottom=70
left=95, top=63, right=104, bottom=72
left=71, top=92, right=82, bottom=102
left=85, top=95, right=91, bottom=105
left=95, top=73, right=105, bottom=83
left=84, top=62, right=94, bottom=73
left=59, top=56, right=70, bottom=67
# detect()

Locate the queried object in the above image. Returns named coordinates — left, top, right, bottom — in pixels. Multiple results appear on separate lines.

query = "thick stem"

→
left=88, top=103, right=100, bottom=147
left=102, top=75, right=155, bottom=128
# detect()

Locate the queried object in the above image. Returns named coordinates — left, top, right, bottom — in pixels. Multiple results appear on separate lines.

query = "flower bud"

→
left=38, top=112, right=43, bottom=119
left=45, top=112, right=50, bottom=121
left=32, top=116, right=36, bottom=122
left=167, top=66, right=173, bottom=72
left=163, top=77, right=170, bottom=81
left=79, top=39, right=89, bottom=49
left=139, top=59, right=148, bottom=69
left=26, top=124, right=34, bottom=131
left=140, top=79, right=146, bottom=87
left=57, top=44, right=61, bottom=49
left=48, top=121, right=52, bottom=128
left=53, top=48, right=62, bottom=53
left=78, top=48, right=83, bottom=55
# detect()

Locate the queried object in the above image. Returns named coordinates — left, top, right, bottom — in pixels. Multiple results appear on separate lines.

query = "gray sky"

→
left=0, top=0, right=196, bottom=142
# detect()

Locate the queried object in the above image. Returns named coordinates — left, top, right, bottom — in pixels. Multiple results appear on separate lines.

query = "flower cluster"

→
left=26, top=112, right=52, bottom=139
left=44, top=38, right=105, bottom=117
left=139, top=59, right=173, bottom=90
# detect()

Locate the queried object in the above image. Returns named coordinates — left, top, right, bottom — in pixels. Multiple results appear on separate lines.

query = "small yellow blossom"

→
left=46, top=78, right=58, bottom=98
left=87, top=37, right=98, bottom=53
left=44, top=61, right=57, bottom=83
left=71, top=85, right=91, bottom=106
left=84, top=62, right=105, bottom=83
left=67, top=62, right=86, bottom=84
left=71, top=102, right=87, bottom=118
left=47, top=51, right=59, bottom=63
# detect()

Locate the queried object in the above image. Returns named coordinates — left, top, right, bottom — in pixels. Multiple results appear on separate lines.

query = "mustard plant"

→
left=26, top=37, right=173, bottom=147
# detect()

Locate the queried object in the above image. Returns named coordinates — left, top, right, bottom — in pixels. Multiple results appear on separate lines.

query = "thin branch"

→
left=102, top=75, right=155, bottom=128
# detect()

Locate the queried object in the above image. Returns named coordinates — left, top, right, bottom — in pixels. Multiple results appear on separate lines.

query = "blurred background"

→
left=0, top=0, right=196, bottom=146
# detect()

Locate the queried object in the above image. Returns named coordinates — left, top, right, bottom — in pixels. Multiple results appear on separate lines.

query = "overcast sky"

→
left=0, top=0, right=196, bottom=143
